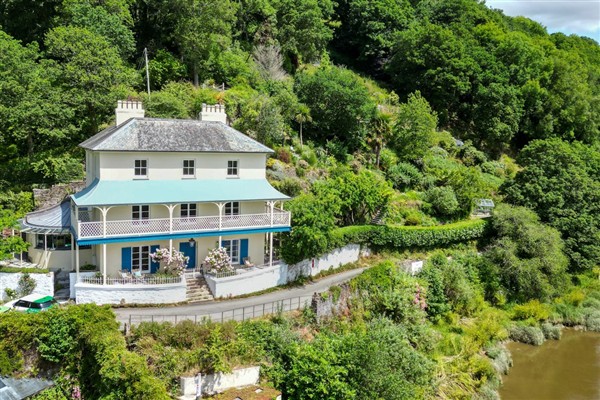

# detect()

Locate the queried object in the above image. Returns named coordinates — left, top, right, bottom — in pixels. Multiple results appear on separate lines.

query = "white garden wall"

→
left=180, top=366, right=260, bottom=398
left=0, top=272, right=54, bottom=302
left=75, top=281, right=186, bottom=305
left=69, top=272, right=96, bottom=299
left=206, top=244, right=366, bottom=298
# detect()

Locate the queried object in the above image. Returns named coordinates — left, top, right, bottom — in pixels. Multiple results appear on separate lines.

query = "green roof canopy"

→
left=71, top=179, right=289, bottom=207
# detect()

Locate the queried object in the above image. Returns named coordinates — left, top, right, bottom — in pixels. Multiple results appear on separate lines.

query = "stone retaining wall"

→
left=0, top=272, right=54, bottom=301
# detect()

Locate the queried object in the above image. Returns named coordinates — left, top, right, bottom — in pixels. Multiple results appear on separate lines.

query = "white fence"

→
left=77, top=211, right=291, bottom=239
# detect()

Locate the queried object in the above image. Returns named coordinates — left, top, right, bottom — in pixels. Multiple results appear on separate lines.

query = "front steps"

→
left=54, top=269, right=71, bottom=300
left=186, top=275, right=214, bottom=303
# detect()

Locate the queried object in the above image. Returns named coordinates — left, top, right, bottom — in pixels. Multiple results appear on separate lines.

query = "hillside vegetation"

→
left=1, top=2, right=600, bottom=399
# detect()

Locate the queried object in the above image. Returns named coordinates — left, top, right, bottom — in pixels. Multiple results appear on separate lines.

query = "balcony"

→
left=76, top=210, right=291, bottom=240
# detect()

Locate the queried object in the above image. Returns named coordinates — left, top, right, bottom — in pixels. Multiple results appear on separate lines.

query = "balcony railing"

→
left=77, top=210, right=291, bottom=239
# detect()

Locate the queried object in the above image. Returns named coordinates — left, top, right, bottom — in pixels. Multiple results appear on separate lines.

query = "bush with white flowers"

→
left=150, top=248, right=189, bottom=276
left=204, top=247, right=233, bottom=273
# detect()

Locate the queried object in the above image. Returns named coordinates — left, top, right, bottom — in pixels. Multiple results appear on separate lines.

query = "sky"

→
left=485, top=0, right=600, bottom=42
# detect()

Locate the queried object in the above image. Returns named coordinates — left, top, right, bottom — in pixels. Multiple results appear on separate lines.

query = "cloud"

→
left=486, top=0, right=600, bottom=40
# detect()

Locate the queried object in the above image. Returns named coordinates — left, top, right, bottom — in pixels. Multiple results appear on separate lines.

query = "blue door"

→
left=179, top=242, right=196, bottom=269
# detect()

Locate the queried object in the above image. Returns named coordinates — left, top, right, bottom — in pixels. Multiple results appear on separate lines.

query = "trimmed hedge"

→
left=0, top=266, right=50, bottom=274
left=330, top=219, right=489, bottom=251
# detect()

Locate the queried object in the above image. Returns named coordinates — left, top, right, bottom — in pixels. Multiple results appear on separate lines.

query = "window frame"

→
left=132, top=245, right=151, bottom=273
left=182, top=159, right=195, bottom=178
left=224, top=201, right=240, bottom=216
left=180, top=203, right=197, bottom=218
left=132, top=205, right=150, bottom=221
left=226, top=160, right=239, bottom=177
left=222, top=239, right=240, bottom=264
left=134, top=159, right=148, bottom=179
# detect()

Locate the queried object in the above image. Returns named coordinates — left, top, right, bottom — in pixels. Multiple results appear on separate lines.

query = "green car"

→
left=11, top=295, right=57, bottom=313
left=0, top=306, right=9, bottom=313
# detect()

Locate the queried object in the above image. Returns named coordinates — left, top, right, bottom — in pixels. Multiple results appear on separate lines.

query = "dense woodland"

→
left=1, top=1, right=600, bottom=399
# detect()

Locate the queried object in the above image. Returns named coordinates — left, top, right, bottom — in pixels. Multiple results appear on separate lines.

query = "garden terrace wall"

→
left=180, top=366, right=261, bottom=398
left=0, top=271, right=54, bottom=301
left=75, top=280, right=186, bottom=305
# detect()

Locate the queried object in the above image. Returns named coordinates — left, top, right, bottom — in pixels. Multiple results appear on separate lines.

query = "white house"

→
left=20, top=101, right=291, bottom=304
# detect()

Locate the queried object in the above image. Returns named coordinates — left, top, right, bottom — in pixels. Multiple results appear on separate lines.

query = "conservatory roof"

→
left=20, top=201, right=71, bottom=234
left=71, top=179, right=289, bottom=207
left=475, top=199, right=495, bottom=207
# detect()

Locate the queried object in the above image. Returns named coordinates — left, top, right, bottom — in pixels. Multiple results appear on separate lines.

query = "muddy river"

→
left=500, top=329, right=600, bottom=400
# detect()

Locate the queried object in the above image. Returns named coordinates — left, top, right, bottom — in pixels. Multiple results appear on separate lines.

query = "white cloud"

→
left=486, top=0, right=600, bottom=41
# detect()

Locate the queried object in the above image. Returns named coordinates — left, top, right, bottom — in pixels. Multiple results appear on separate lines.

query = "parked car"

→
left=0, top=306, right=9, bottom=313
left=10, top=295, right=57, bottom=313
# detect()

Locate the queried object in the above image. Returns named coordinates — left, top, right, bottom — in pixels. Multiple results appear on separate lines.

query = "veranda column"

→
left=267, top=201, right=275, bottom=227
left=166, top=204, right=176, bottom=253
left=269, top=232, right=273, bottom=267
left=216, top=202, right=225, bottom=247
left=75, top=243, right=80, bottom=282
left=70, top=235, right=75, bottom=270
left=102, top=243, right=107, bottom=285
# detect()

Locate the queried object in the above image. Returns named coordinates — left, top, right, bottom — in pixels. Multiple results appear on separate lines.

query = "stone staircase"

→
left=186, top=275, right=214, bottom=303
left=370, top=207, right=387, bottom=225
left=54, top=269, right=71, bottom=300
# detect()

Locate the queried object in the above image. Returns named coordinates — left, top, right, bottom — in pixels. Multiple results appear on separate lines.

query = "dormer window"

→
left=183, top=159, right=195, bottom=177
left=134, top=159, right=147, bottom=178
left=227, top=160, right=238, bottom=177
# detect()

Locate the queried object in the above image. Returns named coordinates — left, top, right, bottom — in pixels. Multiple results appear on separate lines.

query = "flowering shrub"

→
left=204, top=247, right=233, bottom=273
left=150, top=248, right=188, bottom=276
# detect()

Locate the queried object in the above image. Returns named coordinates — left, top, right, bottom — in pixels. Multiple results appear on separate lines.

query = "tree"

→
left=0, top=209, right=29, bottom=261
left=503, top=138, right=600, bottom=270
left=272, top=0, right=335, bottom=67
left=391, top=91, right=438, bottom=160
left=294, top=66, right=376, bottom=156
left=44, top=26, right=137, bottom=138
left=366, top=108, right=392, bottom=167
left=172, top=0, right=238, bottom=85
left=333, top=0, right=414, bottom=70
left=294, top=103, right=312, bottom=147
left=482, top=204, right=569, bottom=302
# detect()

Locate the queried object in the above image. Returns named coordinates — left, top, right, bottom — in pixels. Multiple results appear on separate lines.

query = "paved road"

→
left=114, top=267, right=366, bottom=325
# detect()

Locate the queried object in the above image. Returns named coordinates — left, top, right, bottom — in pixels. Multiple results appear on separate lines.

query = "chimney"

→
left=199, top=103, right=227, bottom=124
left=115, top=100, right=145, bottom=126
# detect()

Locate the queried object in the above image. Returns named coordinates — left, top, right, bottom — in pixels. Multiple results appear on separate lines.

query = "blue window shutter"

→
left=150, top=245, right=159, bottom=273
left=240, top=239, right=248, bottom=265
left=121, top=247, right=132, bottom=272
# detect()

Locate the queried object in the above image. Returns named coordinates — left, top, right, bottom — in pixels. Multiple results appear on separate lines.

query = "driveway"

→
left=114, top=267, right=366, bottom=325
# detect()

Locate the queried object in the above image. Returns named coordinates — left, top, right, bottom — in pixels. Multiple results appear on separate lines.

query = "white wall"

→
left=0, top=272, right=54, bottom=301
left=69, top=271, right=96, bottom=299
left=180, top=366, right=260, bottom=397
left=75, top=280, right=186, bottom=305
left=97, top=152, right=267, bottom=181
left=205, top=244, right=364, bottom=298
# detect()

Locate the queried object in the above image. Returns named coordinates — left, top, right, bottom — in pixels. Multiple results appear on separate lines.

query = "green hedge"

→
left=331, top=219, right=489, bottom=251
left=0, top=266, right=50, bottom=274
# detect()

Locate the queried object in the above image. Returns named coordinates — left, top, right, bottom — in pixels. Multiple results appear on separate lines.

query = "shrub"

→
left=509, top=325, right=545, bottom=346
left=276, top=148, right=292, bottom=164
left=386, top=162, right=423, bottom=190
left=17, top=273, right=36, bottom=296
left=272, top=178, right=304, bottom=197
left=425, top=186, right=459, bottom=218
left=541, top=322, right=562, bottom=340
left=584, top=309, right=600, bottom=332
left=485, top=344, right=512, bottom=375
left=552, top=303, right=585, bottom=326
left=581, top=297, right=600, bottom=310
left=512, top=300, right=551, bottom=322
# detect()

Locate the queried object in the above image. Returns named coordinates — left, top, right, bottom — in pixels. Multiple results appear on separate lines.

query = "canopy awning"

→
left=20, top=201, right=71, bottom=235
left=71, top=179, right=290, bottom=207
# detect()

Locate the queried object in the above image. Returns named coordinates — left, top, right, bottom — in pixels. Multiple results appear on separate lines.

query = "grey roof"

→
left=80, top=118, right=274, bottom=153
left=20, top=201, right=71, bottom=234
left=0, top=377, right=54, bottom=399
